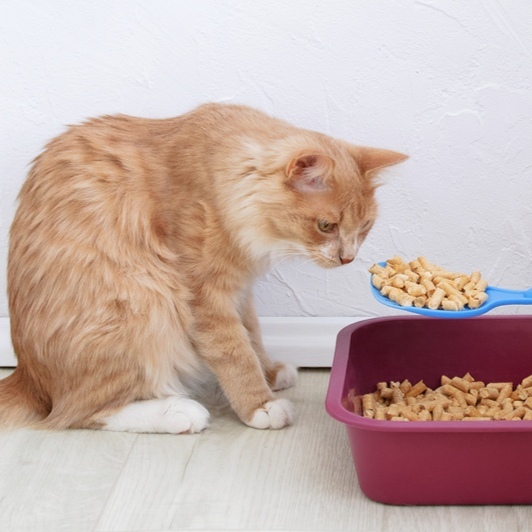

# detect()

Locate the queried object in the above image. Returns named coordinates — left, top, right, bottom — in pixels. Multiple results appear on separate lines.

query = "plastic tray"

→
left=325, top=316, right=532, bottom=505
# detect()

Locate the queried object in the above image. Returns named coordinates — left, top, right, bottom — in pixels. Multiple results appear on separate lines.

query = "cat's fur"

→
left=5, top=103, right=406, bottom=433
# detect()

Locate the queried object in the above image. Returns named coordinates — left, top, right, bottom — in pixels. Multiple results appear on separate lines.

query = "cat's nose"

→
left=340, top=255, right=354, bottom=265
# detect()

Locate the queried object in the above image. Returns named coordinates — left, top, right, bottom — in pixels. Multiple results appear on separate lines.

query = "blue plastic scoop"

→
left=370, top=263, right=532, bottom=318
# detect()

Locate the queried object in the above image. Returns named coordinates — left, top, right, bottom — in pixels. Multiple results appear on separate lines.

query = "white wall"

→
left=2, top=0, right=532, bottom=322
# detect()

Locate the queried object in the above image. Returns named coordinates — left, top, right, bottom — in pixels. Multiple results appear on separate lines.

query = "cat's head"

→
left=242, top=135, right=407, bottom=269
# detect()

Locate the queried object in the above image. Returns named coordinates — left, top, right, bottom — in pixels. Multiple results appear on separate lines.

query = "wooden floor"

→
left=0, top=368, right=531, bottom=532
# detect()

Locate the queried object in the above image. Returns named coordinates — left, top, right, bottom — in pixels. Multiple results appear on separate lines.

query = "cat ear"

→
left=350, top=146, right=408, bottom=177
left=285, top=154, right=335, bottom=193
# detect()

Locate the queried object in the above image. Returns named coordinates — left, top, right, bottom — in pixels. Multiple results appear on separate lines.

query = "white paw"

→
left=246, top=399, right=294, bottom=430
left=271, top=363, right=298, bottom=391
left=161, top=397, right=210, bottom=434
left=102, top=397, right=209, bottom=434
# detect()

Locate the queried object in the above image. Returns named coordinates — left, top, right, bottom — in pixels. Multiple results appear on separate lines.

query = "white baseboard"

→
left=259, top=317, right=361, bottom=367
left=0, top=318, right=16, bottom=367
left=0, top=316, right=363, bottom=368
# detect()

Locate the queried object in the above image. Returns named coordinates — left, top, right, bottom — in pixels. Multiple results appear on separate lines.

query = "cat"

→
left=4, top=103, right=407, bottom=433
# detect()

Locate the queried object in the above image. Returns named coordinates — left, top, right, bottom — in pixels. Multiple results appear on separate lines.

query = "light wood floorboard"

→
left=0, top=369, right=531, bottom=531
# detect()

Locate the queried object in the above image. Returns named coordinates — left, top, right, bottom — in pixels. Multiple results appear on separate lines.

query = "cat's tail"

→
left=0, top=369, right=47, bottom=429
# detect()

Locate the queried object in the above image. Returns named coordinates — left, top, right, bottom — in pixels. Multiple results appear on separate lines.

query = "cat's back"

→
left=12, top=103, right=295, bottom=238
left=8, top=115, right=181, bottom=292
left=22, top=114, right=173, bottom=193
left=19, top=103, right=288, bottom=196
left=184, top=103, right=296, bottom=143
left=14, top=114, right=178, bottom=232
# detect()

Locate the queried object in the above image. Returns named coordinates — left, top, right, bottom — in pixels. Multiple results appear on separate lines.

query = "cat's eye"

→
left=317, top=219, right=335, bottom=233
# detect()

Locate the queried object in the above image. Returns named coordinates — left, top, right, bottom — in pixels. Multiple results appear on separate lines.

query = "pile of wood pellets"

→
left=369, top=256, right=488, bottom=310
left=348, top=373, right=532, bottom=421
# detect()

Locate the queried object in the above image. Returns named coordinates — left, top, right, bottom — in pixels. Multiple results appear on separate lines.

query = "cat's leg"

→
left=98, top=396, right=209, bottom=434
left=240, top=288, right=298, bottom=392
left=42, top=383, right=211, bottom=434
left=34, top=284, right=211, bottom=434
left=193, top=291, right=293, bottom=430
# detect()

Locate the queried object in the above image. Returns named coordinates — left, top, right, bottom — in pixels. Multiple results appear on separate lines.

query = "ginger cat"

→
left=5, top=103, right=406, bottom=433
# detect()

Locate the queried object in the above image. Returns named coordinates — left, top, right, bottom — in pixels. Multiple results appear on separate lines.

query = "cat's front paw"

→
left=271, top=363, right=298, bottom=391
left=246, top=399, right=294, bottom=430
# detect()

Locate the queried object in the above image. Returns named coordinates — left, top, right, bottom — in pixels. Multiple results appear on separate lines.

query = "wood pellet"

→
left=369, top=256, right=488, bottom=311
left=350, top=373, right=532, bottom=421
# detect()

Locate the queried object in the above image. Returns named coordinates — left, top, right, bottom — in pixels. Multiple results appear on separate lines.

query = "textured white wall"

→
left=2, top=1, right=532, bottom=319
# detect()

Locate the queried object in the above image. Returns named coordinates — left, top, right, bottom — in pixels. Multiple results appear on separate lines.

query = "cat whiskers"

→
left=268, top=250, right=303, bottom=269
left=267, top=248, right=306, bottom=269
left=269, top=238, right=334, bottom=268
left=262, top=238, right=304, bottom=263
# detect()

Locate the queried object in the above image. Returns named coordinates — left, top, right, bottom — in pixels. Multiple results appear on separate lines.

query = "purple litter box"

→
left=326, top=316, right=532, bottom=505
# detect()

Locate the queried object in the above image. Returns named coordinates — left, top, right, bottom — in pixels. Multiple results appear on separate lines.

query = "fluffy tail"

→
left=0, top=369, right=47, bottom=429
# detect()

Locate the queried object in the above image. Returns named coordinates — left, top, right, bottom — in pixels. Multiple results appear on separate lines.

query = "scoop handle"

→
left=488, top=286, right=532, bottom=307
